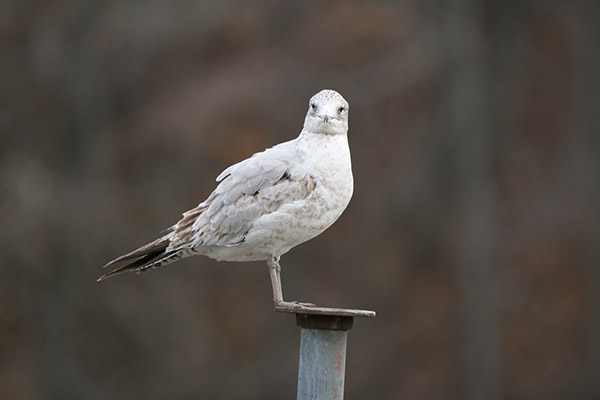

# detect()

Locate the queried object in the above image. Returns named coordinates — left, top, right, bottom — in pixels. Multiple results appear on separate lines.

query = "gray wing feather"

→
left=168, top=146, right=316, bottom=250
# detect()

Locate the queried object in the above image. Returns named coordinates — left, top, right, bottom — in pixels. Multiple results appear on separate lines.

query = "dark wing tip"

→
left=98, top=235, right=172, bottom=281
left=102, top=235, right=171, bottom=268
left=97, top=261, right=141, bottom=282
left=97, top=270, right=123, bottom=282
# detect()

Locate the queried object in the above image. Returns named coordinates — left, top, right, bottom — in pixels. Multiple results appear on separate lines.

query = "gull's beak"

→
left=323, top=115, right=330, bottom=125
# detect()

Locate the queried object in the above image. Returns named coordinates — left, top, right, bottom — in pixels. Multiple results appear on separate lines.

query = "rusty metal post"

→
left=296, top=314, right=353, bottom=400
left=275, top=306, right=375, bottom=400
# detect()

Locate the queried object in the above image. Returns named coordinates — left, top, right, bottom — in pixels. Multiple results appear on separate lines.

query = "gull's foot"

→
left=274, top=300, right=317, bottom=310
left=291, top=300, right=317, bottom=308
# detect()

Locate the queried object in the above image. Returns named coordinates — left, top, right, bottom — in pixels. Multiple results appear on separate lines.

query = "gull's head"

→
left=303, top=89, right=349, bottom=135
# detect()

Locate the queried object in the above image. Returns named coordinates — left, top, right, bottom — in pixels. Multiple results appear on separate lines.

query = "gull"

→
left=99, top=89, right=353, bottom=310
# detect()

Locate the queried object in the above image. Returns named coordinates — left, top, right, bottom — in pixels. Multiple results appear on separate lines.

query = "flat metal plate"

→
left=274, top=305, right=376, bottom=318
left=295, top=313, right=355, bottom=330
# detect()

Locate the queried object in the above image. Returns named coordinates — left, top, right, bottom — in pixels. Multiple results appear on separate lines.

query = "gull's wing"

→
left=169, top=145, right=316, bottom=249
left=99, top=143, right=316, bottom=280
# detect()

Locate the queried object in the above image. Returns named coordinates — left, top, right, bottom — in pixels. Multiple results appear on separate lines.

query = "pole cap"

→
left=296, top=313, right=354, bottom=330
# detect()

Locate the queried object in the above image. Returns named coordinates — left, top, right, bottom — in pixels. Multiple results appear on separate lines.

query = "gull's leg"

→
left=267, top=255, right=315, bottom=309
left=267, top=255, right=284, bottom=305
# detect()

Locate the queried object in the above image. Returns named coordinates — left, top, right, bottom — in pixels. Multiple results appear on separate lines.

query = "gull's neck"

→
left=298, top=127, right=347, bottom=139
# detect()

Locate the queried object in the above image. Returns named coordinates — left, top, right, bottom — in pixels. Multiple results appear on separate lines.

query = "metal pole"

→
left=296, top=314, right=354, bottom=400
left=276, top=305, right=375, bottom=399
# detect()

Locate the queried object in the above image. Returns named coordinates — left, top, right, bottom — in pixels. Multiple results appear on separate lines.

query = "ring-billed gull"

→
left=99, top=89, right=353, bottom=310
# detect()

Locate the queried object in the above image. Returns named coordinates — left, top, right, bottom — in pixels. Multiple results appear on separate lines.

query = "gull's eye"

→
left=310, top=103, right=317, bottom=111
left=338, top=106, right=345, bottom=114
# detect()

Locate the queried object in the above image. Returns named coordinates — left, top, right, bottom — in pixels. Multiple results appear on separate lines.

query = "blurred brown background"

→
left=1, top=1, right=599, bottom=399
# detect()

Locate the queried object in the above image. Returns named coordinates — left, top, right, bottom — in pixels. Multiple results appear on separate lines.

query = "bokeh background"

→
left=2, top=1, right=599, bottom=399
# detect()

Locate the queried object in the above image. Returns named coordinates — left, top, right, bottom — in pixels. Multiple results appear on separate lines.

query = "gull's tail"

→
left=98, top=235, right=185, bottom=281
